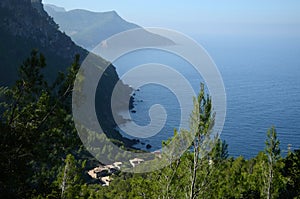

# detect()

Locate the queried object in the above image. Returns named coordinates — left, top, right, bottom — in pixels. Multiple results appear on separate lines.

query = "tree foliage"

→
left=0, top=51, right=300, bottom=199
left=0, top=50, right=84, bottom=198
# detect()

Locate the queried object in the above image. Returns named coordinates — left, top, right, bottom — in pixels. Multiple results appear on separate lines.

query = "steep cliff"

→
left=0, top=0, right=87, bottom=84
left=0, top=0, right=135, bottom=146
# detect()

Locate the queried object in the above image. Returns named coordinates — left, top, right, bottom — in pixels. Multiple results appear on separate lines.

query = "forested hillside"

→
left=0, top=53, right=299, bottom=198
left=0, top=1, right=299, bottom=199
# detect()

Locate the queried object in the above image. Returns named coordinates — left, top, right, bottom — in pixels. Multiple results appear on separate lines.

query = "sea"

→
left=112, top=34, right=300, bottom=158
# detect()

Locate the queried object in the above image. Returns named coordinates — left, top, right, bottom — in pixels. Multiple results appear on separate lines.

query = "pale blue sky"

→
left=42, top=0, right=300, bottom=37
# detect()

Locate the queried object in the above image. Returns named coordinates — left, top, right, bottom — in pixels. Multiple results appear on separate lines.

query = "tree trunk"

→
left=190, top=142, right=198, bottom=199
left=61, top=162, right=69, bottom=199
left=266, top=165, right=273, bottom=199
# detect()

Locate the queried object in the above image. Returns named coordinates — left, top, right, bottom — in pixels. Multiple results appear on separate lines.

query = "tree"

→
left=281, top=149, right=300, bottom=198
left=0, top=50, right=49, bottom=197
left=0, top=50, right=83, bottom=198
left=56, top=154, right=85, bottom=199
left=123, top=83, right=218, bottom=199
left=210, top=139, right=229, bottom=163
left=188, top=83, right=215, bottom=199
left=265, top=126, right=281, bottom=199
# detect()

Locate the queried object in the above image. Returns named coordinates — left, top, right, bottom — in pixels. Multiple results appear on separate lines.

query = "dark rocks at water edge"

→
left=129, top=95, right=135, bottom=110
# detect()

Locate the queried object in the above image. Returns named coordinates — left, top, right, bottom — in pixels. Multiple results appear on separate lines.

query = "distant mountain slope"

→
left=45, top=4, right=174, bottom=50
left=44, top=3, right=66, bottom=12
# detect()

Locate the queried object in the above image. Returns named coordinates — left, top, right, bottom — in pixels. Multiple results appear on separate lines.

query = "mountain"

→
left=44, top=4, right=174, bottom=50
left=0, top=0, right=86, bottom=85
left=0, top=0, right=135, bottom=146
left=44, top=4, right=66, bottom=12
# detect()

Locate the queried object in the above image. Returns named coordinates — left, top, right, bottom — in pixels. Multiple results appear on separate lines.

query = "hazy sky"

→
left=42, top=0, right=300, bottom=37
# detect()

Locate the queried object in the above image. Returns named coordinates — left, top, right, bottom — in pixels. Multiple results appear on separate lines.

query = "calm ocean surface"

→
left=113, top=35, right=300, bottom=158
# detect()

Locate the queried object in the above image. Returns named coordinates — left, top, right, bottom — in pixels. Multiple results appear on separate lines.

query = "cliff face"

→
left=0, top=0, right=88, bottom=85
left=0, top=0, right=85, bottom=61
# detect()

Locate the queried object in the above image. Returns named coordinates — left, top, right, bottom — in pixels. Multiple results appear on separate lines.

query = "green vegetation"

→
left=1, top=52, right=300, bottom=199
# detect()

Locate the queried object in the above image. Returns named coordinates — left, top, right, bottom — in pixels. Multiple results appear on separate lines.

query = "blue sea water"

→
left=113, top=35, right=300, bottom=158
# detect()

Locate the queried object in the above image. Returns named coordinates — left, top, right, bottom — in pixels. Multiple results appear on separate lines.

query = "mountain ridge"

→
left=44, top=4, right=174, bottom=50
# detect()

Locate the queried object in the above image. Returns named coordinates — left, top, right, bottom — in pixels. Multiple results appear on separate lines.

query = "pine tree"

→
left=265, top=126, right=280, bottom=199
left=188, top=83, right=215, bottom=199
left=0, top=50, right=83, bottom=197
